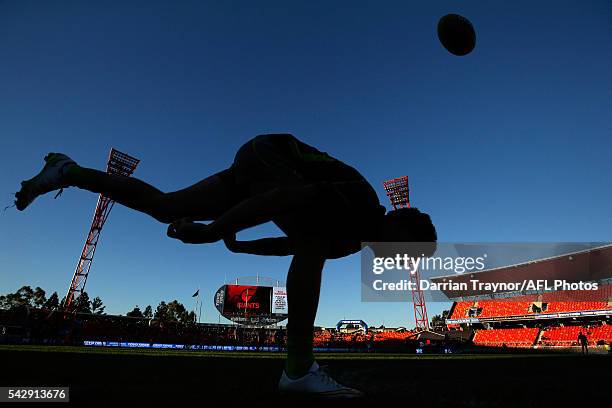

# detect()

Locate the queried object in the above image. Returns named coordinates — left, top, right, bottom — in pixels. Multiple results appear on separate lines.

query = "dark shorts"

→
left=234, top=134, right=306, bottom=188
left=216, top=134, right=383, bottom=227
left=215, top=134, right=305, bottom=205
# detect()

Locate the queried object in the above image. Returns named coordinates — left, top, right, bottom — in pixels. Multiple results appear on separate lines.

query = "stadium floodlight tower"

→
left=383, top=176, right=430, bottom=331
left=64, top=148, right=140, bottom=313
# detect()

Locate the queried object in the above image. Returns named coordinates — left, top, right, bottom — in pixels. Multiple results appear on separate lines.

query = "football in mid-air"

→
left=437, top=13, right=476, bottom=56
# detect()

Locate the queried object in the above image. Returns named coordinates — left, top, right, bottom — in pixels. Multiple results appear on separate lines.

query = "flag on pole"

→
left=192, top=289, right=199, bottom=297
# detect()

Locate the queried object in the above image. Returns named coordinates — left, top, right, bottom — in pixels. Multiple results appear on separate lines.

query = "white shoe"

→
left=278, top=361, right=364, bottom=398
left=15, top=153, right=76, bottom=210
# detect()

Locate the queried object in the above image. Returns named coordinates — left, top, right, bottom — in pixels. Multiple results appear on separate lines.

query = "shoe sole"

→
left=15, top=153, right=68, bottom=211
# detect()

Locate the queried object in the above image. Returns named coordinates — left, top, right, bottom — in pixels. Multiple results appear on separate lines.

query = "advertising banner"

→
left=272, top=287, right=288, bottom=315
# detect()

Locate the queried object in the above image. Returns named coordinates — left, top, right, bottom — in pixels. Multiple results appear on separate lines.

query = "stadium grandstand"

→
left=441, top=244, right=612, bottom=350
left=2, top=245, right=610, bottom=354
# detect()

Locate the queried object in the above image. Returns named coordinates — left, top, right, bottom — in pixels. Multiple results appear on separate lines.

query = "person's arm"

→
left=223, top=234, right=294, bottom=256
left=166, top=180, right=370, bottom=245
left=211, top=184, right=319, bottom=237
left=166, top=184, right=319, bottom=244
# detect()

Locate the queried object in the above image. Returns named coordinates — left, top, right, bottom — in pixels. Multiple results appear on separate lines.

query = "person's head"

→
left=379, top=207, right=437, bottom=256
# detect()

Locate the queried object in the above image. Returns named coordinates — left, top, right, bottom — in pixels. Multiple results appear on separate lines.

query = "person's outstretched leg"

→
left=64, top=165, right=234, bottom=223
left=15, top=152, right=234, bottom=223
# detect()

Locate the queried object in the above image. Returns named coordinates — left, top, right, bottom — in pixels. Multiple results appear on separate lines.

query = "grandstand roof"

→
left=431, top=244, right=612, bottom=300
left=409, top=330, right=446, bottom=341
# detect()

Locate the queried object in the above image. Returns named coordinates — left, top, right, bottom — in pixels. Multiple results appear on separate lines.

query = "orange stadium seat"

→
left=472, top=327, right=539, bottom=348
left=449, top=301, right=473, bottom=319
left=589, top=325, right=612, bottom=343
left=539, top=326, right=583, bottom=346
left=541, top=285, right=612, bottom=312
left=374, top=331, right=413, bottom=342
left=544, top=302, right=608, bottom=313
left=476, top=300, right=532, bottom=318
left=448, top=285, right=611, bottom=320
left=540, top=325, right=612, bottom=346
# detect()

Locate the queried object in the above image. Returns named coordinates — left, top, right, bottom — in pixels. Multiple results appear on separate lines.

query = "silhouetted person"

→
left=578, top=331, right=588, bottom=355
left=14, top=133, right=436, bottom=397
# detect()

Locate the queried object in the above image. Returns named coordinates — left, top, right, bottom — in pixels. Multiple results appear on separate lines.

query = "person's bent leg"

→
left=63, top=165, right=235, bottom=223
left=284, top=241, right=326, bottom=378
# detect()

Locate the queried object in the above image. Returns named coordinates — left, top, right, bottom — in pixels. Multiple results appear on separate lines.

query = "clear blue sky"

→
left=1, top=1, right=611, bottom=328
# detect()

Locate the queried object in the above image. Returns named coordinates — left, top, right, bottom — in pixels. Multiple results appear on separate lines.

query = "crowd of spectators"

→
left=0, top=308, right=285, bottom=348
left=0, top=308, right=449, bottom=352
left=312, top=328, right=426, bottom=350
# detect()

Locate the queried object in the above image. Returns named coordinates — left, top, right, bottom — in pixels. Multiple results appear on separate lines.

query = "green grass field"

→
left=2, top=344, right=569, bottom=359
left=1, top=345, right=609, bottom=406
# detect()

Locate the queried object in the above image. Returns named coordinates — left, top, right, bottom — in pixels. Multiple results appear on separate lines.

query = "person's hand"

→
left=167, top=218, right=195, bottom=243
left=167, top=218, right=219, bottom=244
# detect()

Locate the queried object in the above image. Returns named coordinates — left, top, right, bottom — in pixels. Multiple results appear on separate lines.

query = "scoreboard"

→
left=214, top=285, right=288, bottom=325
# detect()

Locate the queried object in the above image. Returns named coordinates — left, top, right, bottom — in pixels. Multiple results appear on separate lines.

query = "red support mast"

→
left=383, top=176, right=430, bottom=331
left=64, top=149, right=140, bottom=312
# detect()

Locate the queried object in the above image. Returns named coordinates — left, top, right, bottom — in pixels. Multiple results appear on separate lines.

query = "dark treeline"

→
left=0, top=286, right=195, bottom=324
left=126, top=302, right=196, bottom=325
left=0, top=286, right=104, bottom=315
